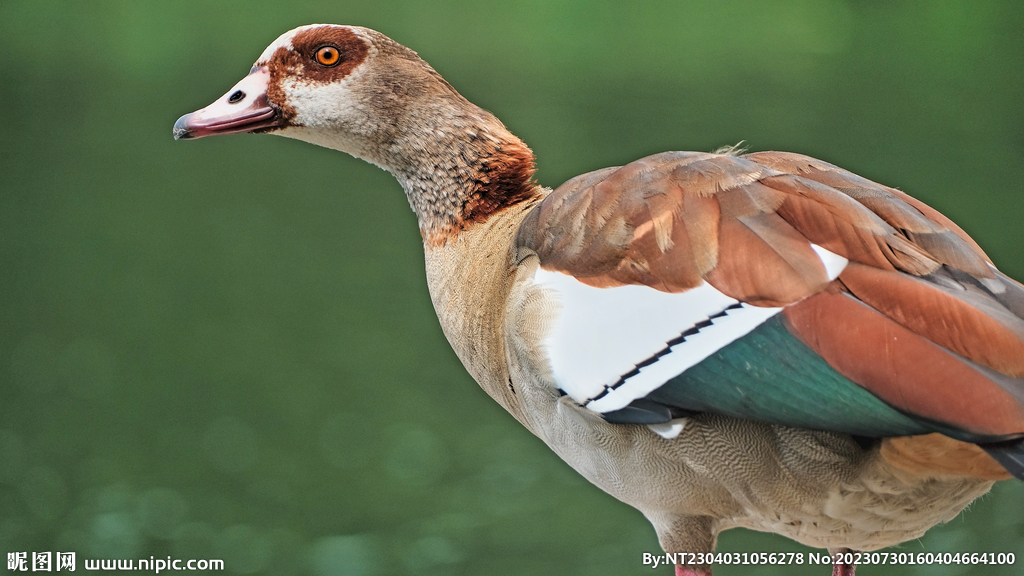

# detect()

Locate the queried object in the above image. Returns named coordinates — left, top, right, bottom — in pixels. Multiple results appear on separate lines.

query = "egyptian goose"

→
left=173, top=24, right=1024, bottom=576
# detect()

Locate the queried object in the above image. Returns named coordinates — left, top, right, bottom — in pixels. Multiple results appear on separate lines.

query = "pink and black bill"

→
left=173, top=66, right=282, bottom=140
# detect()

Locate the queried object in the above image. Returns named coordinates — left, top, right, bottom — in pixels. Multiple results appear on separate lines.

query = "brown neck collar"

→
left=392, top=125, right=541, bottom=246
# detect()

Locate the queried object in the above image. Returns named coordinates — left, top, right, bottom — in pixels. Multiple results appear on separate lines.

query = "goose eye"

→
left=315, top=46, right=341, bottom=67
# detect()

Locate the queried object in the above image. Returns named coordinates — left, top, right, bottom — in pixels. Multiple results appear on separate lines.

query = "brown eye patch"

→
left=264, top=26, right=371, bottom=121
left=315, top=45, right=341, bottom=67
left=268, top=26, right=369, bottom=85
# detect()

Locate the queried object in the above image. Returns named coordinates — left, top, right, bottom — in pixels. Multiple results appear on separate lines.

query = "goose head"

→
left=174, top=24, right=536, bottom=239
left=175, top=25, right=489, bottom=170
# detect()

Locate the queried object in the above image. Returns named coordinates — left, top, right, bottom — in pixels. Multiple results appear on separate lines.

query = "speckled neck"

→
left=382, top=103, right=540, bottom=245
left=256, top=24, right=542, bottom=244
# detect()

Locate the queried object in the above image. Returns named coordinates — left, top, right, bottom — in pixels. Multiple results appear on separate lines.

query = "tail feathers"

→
left=880, top=434, right=1013, bottom=480
left=982, top=438, right=1024, bottom=481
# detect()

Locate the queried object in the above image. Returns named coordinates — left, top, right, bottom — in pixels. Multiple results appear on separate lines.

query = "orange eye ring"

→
left=315, top=46, right=341, bottom=67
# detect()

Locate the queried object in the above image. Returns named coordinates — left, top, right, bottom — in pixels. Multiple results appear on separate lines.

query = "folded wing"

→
left=515, top=150, right=1024, bottom=478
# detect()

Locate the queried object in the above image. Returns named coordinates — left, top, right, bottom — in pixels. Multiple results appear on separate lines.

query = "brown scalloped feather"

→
left=763, top=174, right=941, bottom=275
left=745, top=151, right=993, bottom=277
left=782, top=291, right=1024, bottom=437
left=517, top=148, right=1024, bottom=472
left=519, top=150, right=957, bottom=301
left=518, top=152, right=732, bottom=291
left=881, top=435, right=1012, bottom=480
left=839, top=263, right=1024, bottom=376
left=705, top=212, right=829, bottom=306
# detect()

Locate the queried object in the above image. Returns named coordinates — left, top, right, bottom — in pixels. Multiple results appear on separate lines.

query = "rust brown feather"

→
left=517, top=149, right=1024, bottom=479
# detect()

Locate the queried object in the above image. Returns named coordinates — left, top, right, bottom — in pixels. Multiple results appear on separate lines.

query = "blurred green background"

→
left=2, top=1, right=1023, bottom=575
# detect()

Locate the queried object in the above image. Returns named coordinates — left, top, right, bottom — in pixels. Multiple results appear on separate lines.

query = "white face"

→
left=175, top=25, right=387, bottom=165
left=259, top=25, right=391, bottom=163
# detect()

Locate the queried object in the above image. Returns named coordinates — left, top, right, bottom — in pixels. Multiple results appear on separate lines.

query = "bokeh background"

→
left=2, top=1, right=1023, bottom=575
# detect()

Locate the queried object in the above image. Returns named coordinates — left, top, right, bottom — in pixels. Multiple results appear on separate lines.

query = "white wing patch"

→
left=533, top=268, right=783, bottom=413
left=811, top=244, right=848, bottom=281
left=586, top=301, right=782, bottom=413
left=648, top=418, right=688, bottom=440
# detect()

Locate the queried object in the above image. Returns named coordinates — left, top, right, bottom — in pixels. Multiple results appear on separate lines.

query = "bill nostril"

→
left=228, top=90, right=245, bottom=104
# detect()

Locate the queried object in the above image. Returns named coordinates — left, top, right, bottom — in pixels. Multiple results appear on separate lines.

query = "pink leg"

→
left=831, top=548, right=856, bottom=576
left=676, top=565, right=710, bottom=576
left=832, top=561, right=856, bottom=576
